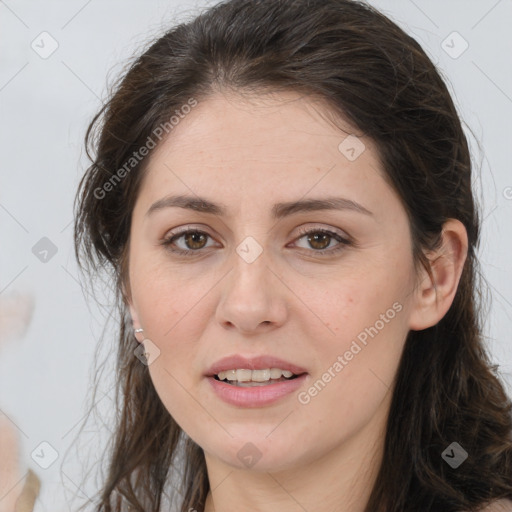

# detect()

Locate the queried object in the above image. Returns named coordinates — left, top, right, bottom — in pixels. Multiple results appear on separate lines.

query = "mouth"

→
left=207, top=371, right=309, bottom=407
left=213, top=370, right=305, bottom=387
left=204, top=355, right=308, bottom=405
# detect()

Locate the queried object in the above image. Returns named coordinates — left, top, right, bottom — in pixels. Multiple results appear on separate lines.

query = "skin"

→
left=127, top=90, right=468, bottom=512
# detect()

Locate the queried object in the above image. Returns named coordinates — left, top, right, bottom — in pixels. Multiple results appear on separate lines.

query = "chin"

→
left=203, top=436, right=305, bottom=473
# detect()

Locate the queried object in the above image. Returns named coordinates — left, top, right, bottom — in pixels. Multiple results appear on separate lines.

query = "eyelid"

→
left=164, top=223, right=349, bottom=241
left=293, top=223, right=351, bottom=241
left=163, top=224, right=221, bottom=242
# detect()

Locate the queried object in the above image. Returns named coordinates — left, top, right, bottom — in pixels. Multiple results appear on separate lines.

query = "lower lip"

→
left=206, top=374, right=308, bottom=407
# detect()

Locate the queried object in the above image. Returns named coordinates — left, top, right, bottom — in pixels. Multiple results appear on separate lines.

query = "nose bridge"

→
left=229, top=234, right=272, bottom=300
left=215, top=234, right=287, bottom=331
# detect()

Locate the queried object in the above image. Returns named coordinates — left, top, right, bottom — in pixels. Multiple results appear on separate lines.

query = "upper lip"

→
left=205, top=355, right=308, bottom=377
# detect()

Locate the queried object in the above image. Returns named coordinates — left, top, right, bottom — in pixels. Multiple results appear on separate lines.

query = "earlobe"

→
left=408, top=219, right=468, bottom=331
left=128, top=302, right=144, bottom=342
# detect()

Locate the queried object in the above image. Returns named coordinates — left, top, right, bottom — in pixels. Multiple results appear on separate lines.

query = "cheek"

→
left=295, top=303, right=407, bottom=446
left=296, top=266, right=410, bottom=398
left=295, top=261, right=406, bottom=338
left=129, top=257, right=221, bottom=377
left=132, top=273, right=208, bottom=430
left=130, top=255, right=210, bottom=338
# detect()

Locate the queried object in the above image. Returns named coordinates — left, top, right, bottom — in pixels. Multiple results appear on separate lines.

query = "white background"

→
left=0, top=1, right=511, bottom=510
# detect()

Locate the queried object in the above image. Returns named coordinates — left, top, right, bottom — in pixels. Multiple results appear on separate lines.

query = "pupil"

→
left=308, top=232, right=330, bottom=250
left=186, top=232, right=206, bottom=249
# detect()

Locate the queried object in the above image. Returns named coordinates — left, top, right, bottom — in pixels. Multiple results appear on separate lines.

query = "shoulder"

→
left=478, top=499, right=512, bottom=512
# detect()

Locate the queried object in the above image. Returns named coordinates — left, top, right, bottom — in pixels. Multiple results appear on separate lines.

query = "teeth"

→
left=217, top=368, right=295, bottom=382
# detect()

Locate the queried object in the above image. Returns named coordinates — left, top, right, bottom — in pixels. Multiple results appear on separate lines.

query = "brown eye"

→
left=293, top=228, right=352, bottom=256
left=182, top=231, right=208, bottom=250
left=306, top=232, right=331, bottom=250
left=162, top=229, right=215, bottom=254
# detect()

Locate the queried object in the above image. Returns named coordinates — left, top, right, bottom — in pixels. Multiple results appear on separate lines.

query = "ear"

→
left=128, top=301, right=144, bottom=343
left=408, top=219, right=468, bottom=331
left=122, top=277, right=144, bottom=342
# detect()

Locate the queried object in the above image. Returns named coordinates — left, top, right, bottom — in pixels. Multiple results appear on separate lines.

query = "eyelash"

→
left=160, top=226, right=352, bottom=257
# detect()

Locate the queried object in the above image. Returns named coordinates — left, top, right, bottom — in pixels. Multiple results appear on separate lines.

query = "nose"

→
left=215, top=245, right=288, bottom=334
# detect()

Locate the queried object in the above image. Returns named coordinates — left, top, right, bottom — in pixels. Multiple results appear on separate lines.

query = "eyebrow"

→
left=145, top=194, right=373, bottom=219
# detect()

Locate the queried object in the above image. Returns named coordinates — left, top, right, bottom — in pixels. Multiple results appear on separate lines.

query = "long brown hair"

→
left=73, top=0, right=512, bottom=510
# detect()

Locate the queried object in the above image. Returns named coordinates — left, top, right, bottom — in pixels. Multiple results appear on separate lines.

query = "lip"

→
left=207, top=373, right=309, bottom=407
left=204, top=354, right=308, bottom=377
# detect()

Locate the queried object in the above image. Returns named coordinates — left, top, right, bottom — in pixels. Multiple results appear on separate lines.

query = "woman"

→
left=68, top=0, right=512, bottom=510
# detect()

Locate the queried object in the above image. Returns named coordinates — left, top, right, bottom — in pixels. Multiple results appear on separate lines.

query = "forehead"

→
left=136, top=90, right=395, bottom=219
left=150, top=90, right=367, bottom=166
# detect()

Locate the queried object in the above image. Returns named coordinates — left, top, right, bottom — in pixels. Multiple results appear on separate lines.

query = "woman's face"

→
left=127, top=91, right=420, bottom=474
